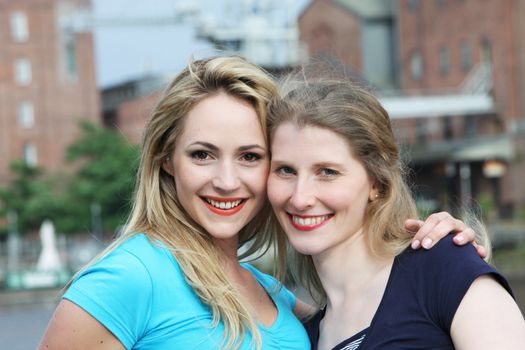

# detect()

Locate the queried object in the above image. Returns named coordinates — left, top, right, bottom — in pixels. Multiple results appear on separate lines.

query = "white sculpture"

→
left=36, top=220, right=63, bottom=271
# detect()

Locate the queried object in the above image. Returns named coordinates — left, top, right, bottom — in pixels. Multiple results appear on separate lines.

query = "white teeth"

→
left=206, top=198, right=242, bottom=210
left=292, top=215, right=330, bottom=226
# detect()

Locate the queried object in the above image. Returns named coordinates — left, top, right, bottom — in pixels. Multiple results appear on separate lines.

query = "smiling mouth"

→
left=201, top=197, right=246, bottom=216
left=288, top=213, right=333, bottom=231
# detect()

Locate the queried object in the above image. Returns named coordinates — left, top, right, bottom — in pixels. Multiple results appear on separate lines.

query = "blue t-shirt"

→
left=304, top=235, right=513, bottom=349
left=64, top=234, right=310, bottom=349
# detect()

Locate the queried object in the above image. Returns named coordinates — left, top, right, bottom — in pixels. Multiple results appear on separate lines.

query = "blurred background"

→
left=1, top=0, right=524, bottom=348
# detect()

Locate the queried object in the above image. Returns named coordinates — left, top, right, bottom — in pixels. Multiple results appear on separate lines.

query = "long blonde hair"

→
left=267, top=75, right=491, bottom=307
left=89, top=56, right=284, bottom=349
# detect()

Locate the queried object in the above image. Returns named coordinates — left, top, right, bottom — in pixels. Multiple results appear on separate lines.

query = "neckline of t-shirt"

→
left=330, top=327, right=369, bottom=350
left=313, top=256, right=398, bottom=349
left=144, top=238, right=285, bottom=332
left=240, top=263, right=283, bottom=332
left=352, top=255, right=399, bottom=348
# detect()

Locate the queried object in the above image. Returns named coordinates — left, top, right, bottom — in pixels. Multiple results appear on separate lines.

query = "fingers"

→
left=405, top=219, right=424, bottom=249
left=472, top=241, right=488, bottom=259
left=452, top=227, right=476, bottom=246
left=409, top=212, right=466, bottom=250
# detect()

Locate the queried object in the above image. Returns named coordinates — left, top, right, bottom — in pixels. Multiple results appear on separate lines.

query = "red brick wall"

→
left=397, top=0, right=520, bottom=118
left=116, top=91, right=163, bottom=145
left=298, top=0, right=362, bottom=70
left=0, top=0, right=100, bottom=184
left=397, top=0, right=525, bottom=206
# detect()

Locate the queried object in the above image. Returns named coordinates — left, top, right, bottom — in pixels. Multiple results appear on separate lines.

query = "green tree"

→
left=65, top=121, right=139, bottom=234
left=0, top=161, right=67, bottom=234
left=0, top=122, right=140, bottom=235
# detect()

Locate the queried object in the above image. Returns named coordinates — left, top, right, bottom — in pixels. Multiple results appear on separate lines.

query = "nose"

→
left=289, top=176, right=316, bottom=211
left=212, top=160, right=240, bottom=192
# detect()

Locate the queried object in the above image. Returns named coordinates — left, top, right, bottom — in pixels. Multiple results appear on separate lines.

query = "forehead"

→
left=271, top=123, right=352, bottom=158
left=179, top=92, right=266, bottom=145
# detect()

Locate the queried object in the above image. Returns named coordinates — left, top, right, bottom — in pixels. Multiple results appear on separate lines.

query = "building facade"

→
left=298, top=0, right=397, bottom=89
left=395, top=0, right=525, bottom=218
left=0, top=0, right=99, bottom=184
left=101, top=75, right=169, bottom=145
left=299, top=0, right=525, bottom=218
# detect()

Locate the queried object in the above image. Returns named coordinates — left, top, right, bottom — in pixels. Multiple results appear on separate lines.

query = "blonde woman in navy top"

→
left=267, top=76, right=525, bottom=349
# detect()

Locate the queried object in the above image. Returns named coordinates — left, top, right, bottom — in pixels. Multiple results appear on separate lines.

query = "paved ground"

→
left=0, top=289, right=59, bottom=350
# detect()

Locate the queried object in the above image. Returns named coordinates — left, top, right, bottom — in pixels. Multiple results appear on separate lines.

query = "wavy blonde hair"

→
left=267, top=75, right=491, bottom=306
left=82, top=56, right=285, bottom=349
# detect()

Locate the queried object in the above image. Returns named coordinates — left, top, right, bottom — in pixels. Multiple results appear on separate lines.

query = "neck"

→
left=313, top=229, right=393, bottom=308
left=212, top=236, right=244, bottom=277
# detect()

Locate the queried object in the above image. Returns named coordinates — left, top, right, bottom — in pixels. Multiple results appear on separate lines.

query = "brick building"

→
left=299, top=0, right=525, bottom=218
left=101, top=75, right=169, bottom=145
left=0, top=0, right=99, bottom=184
left=298, top=0, right=397, bottom=89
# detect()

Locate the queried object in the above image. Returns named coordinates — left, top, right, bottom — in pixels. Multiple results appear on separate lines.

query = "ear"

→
left=368, top=182, right=380, bottom=201
left=162, top=157, right=174, bottom=176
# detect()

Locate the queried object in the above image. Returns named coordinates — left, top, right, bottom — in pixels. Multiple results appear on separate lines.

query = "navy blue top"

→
left=304, top=235, right=513, bottom=349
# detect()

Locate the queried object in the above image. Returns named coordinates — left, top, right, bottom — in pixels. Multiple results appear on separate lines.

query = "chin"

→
left=288, top=237, right=326, bottom=257
left=204, top=225, right=243, bottom=240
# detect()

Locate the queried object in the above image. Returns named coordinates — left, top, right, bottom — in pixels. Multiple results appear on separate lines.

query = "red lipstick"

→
left=202, top=196, right=246, bottom=216
left=289, top=214, right=333, bottom=231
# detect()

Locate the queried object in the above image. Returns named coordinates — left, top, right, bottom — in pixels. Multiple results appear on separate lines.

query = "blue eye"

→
left=275, top=166, right=295, bottom=176
left=191, top=150, right=210, bottom=161
left=320, top=168, right=338, bottom=177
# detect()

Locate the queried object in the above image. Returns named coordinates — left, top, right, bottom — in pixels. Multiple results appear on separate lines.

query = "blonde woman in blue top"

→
left=38, top=57, right=481, bottom=350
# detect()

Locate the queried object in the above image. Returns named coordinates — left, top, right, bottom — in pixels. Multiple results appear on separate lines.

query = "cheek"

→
left=173, top=165, right=209, bottom=198
left=245, top=162, right=270, bottom=194
left=266, top=177, right=288, bottom=208
left=322, top=182, right=369, bottom=211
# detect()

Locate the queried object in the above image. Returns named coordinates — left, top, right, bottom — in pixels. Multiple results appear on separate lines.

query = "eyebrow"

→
left=315, top=161, right=344, bottom=168
left=270, top=159, right=346, bottom=171
left=238, top=144, right=266, bottom=152
left=188, top=142, right=266, bottom=152
left=189, top=141, right=219, bottom=151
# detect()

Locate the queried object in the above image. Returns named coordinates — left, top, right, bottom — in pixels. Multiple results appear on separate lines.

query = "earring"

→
left=375, top=193, right=379, bottom=198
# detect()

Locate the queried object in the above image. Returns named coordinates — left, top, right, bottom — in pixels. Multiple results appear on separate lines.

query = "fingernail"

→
left=455, top=235, right=464, bottom=243
left=422, top=238, right=432, bottom=249
left=411, top=240, right=420, bottom=249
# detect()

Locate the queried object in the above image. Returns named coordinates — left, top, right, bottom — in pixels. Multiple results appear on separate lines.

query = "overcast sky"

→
left=91, top=0, right=309, bottom=87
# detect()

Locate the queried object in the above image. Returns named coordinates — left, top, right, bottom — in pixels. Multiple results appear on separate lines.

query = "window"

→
left=23, top=142, right=38, bottom=166
left=408, top=0, right=420, bottom=12
left=62, top=33, right=78, bottom=82
left=10, top=11, right=29, bottom=42
left=65, top=40, right=77, bottom=80
left=438, top=46, right=449, bottom=75
left=416, top=119, right=428, bottom=145
left=410, top=51, right=423, bottom=80
left=465, top=115, right=476, bottom=137
left=480, top=38, right=492, bottom=63
left=460, top=41, right=472, bottom=71
left=443, top=116, right=453, bottom=140
left=14, top=58, right=32, bottom=86
left=18, top=101, right=34, bottom=128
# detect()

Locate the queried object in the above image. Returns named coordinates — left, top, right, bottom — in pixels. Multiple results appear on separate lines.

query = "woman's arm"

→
left=406, top=211, right=486, bottom=258
left=37, top=299, right=126, bottom=350
left=450, top=275, right=525, bottom=349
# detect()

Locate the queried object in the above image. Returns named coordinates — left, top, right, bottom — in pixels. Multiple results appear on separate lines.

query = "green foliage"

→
left=0, top=161, right=67, bottom=234
left=64, top=121, right=140, bottom=233
left=476, top=193, right=495, bottom=221
left=0, top=122, right=140, bottom=235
